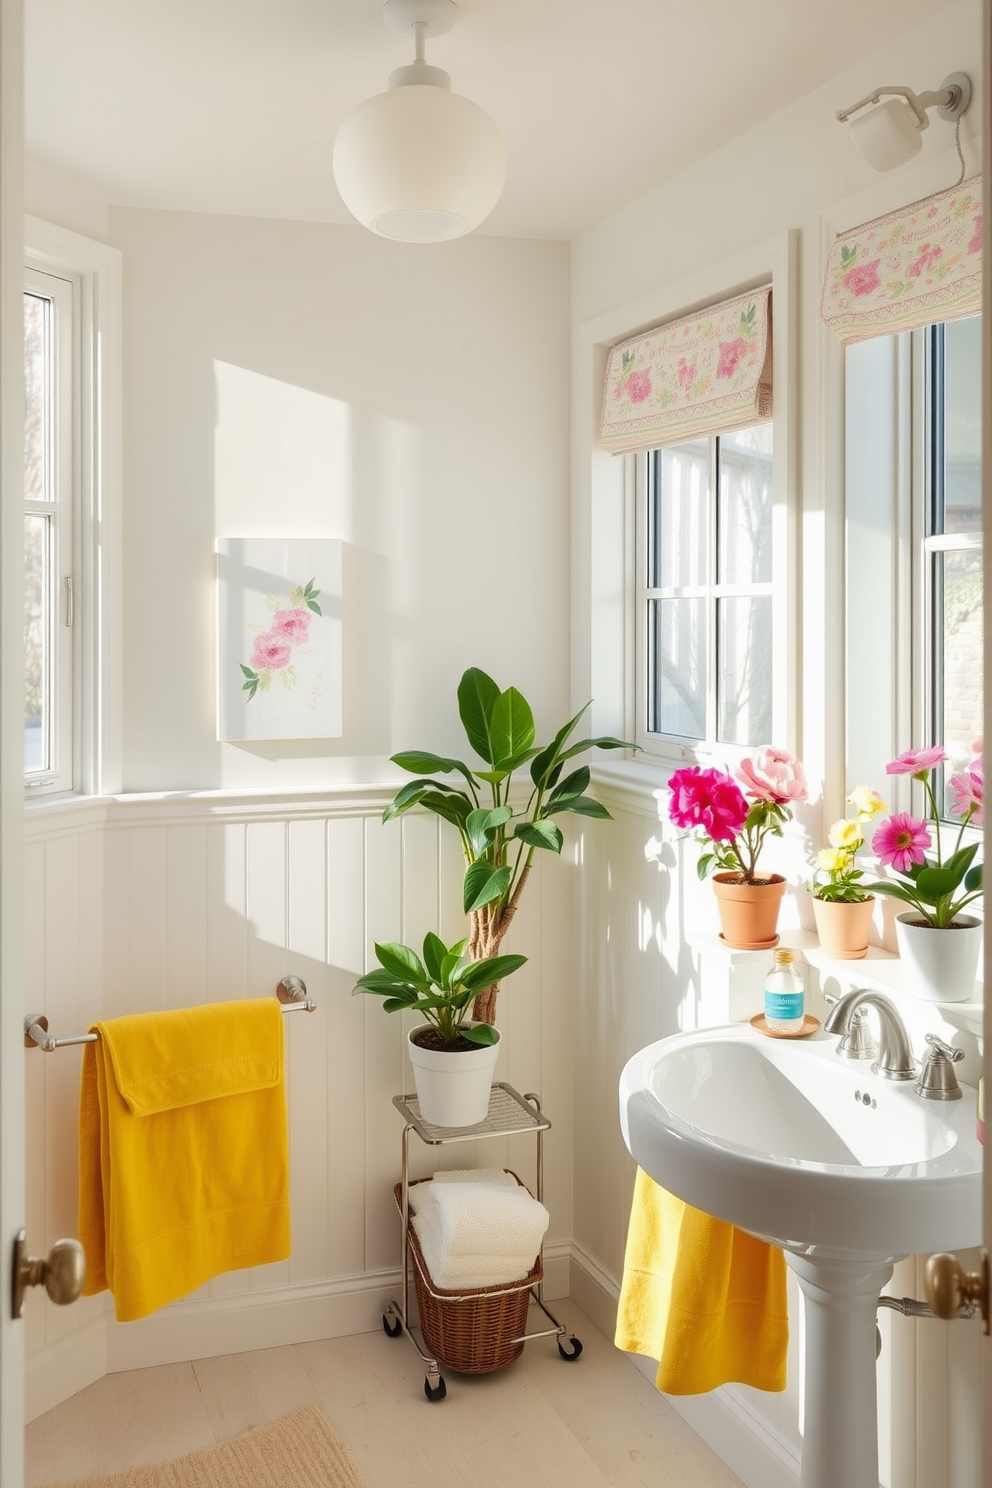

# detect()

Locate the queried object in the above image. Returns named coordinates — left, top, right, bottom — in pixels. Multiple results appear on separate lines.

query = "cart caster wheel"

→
left=382, top=1312, right=402, bottom=1338
left=558, top=1335, right=583, bottom=1361
left=424, top=1374, right=447, bottom=1402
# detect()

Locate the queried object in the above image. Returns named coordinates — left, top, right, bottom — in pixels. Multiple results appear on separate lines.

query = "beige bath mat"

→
left=46, top=1405, right=365, bottom=1488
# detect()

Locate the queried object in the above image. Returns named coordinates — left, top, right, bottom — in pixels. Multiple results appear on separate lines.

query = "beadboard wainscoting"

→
left=22, top=790, right=575, bottom=1422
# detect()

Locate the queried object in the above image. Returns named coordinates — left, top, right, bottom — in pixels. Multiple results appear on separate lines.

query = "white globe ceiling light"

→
left=332, top=0, right=505, bottom=243
left=836, top=73, right=972, bottom=173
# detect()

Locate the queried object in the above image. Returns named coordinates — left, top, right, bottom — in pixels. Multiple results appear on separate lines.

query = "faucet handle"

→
left=836, top=1006, right=878, bottom=1061
left=917, top=1033, right=965, bottom=1101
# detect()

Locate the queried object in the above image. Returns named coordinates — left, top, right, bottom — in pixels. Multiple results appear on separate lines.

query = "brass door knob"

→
left=11, top=1231, right=86, bottom=1319
left=924, top=1250, right=989, bottom=1334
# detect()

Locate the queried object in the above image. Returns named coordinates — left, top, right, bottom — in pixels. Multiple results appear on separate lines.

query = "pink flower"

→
left=625, top=369, right=652, bottom=404
left=716, top=337, right=746, bottom=380
left=968, top=215, right=982, bottom=255
left=872, top=813, right=932, bottom=875
left=271, top=607, right=312, bottom=644
left=908, top=244, right=942, bottom=278
left=885, top=746, right=947, bottom=777
left=250, top=632, right=293, bottom=671
left=667, top=766, right=749, bottom=844
left=971, top=737, right=983, bottom=756
left=676, top=358, right=697, bottom=390
left=735, top=747, right=808, bottom=806
left=844, top=260, right=881, bottom=297
left=949, top=764, right=984, bottom=827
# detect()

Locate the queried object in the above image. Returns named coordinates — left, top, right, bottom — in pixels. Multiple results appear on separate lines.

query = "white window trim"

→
left=24, top=217, right=122, bottom=799
left=573, top=230, right=799, bottom=791
left=24, top=265, right=74, bottom=791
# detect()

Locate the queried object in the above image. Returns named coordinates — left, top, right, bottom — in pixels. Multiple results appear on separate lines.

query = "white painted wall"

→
left=108, top=207, right=571, bottom=791
left=569, top=4, right=984, bottom=1487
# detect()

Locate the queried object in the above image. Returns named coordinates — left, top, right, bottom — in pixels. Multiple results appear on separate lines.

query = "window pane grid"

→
left=641, top=424, right=773, bottom=750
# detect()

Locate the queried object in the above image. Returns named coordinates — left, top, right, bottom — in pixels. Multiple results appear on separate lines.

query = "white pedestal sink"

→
left=619, top=1024, right=982, bottom=1488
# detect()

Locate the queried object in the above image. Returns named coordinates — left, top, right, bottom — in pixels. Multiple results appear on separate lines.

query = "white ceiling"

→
left=26, top=0, right=958, bottom=241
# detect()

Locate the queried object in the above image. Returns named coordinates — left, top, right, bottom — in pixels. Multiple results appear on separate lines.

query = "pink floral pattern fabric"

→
left=822, top=177, right=982, bottom=344
left=600, top=289, right=772, bottom=455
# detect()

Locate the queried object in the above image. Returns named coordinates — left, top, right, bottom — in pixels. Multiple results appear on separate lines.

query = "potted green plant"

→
left=354, top=933, right=527, bottom=1125
left=862, top=745, right=984, bottom=1002
left=808, top=786, right=887, bottom=959
left=382, top=667, right=631, bottom=1025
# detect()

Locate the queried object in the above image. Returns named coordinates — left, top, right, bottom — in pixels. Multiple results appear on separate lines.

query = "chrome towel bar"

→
left=23, top=975, right=316, bottom=1053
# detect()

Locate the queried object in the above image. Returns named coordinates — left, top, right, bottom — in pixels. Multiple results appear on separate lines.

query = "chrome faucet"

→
left=823, top=989, right=917, bottom=1082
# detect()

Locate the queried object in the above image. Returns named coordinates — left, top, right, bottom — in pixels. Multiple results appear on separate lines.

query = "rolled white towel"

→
left=417, top=1179, right=549, bottom=1262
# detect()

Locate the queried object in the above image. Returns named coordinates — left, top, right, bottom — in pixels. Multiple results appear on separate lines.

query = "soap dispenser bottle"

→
left=764, top=948, right=805, bottom=1034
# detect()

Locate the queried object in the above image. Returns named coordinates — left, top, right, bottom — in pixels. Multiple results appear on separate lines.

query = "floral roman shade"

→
left=821, top=177, right=982, bottom=345
left=599, top=288, right=772, bottom=455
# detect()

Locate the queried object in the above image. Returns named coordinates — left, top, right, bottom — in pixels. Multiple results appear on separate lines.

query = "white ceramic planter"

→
left=407, top=1024, right=501, bottom=1126
left=894, top=912, right=983, bottom=1003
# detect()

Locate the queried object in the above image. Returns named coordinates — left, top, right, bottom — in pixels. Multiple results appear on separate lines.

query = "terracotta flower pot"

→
left=711, top=872, right=786, bottom=950
left=812, top=895, right=875, bottom=960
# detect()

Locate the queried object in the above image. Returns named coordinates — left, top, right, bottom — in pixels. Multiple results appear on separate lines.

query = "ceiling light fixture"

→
left=836, top=72, right=971, bottom=173
left=332, top=0, right=505, bottom=243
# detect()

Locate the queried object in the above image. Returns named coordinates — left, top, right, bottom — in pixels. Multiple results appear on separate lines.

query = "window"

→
left=636, top=423, right=774, bottom=756
left=24, top=266, right=75, bottom=793
left=922, top=316, right=982, bottom=814
left=844, top=315, right=982, bottom=819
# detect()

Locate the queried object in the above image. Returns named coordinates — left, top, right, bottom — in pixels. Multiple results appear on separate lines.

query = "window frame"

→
left=24, top=263, right=77, bottom=794
left=632, top=425, right=778, bottom=764
left=23, top=218, right=123, bottom=801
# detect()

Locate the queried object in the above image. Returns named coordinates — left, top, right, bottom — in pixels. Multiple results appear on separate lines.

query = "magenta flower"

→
left=270, top=607, right=312, bottom=644
left=716, top=337, right=746, bottom=380
left=250, top=632, right=293, bottom=672
left=885, top=745, right=948, bottom=777
left=736, top=746, right=808, bottom=806
left=949, top=764, right=984, bottom=827
left=968, top=214, right=982, bottom=255
left=844, top=260, right=881, bottom=297
left=625, top=369, right=652, bottom=404
left=872, top=813, right=932, bottom=875
left=668, top=766, right=749, bottom=844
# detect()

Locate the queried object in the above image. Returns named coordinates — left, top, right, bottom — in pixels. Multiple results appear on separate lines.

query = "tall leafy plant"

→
left=384, top=667, right=631, bottom=1025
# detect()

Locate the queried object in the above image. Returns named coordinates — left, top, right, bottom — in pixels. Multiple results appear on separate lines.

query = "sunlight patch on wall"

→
left=213, top=361, right=352, bottom=538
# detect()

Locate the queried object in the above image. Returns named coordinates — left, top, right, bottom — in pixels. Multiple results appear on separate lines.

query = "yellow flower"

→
left=816, top=848, right=850, bottom=874
left=828, top=818, right=861, bottom=850
left=846, top=785, right=887, bottom=818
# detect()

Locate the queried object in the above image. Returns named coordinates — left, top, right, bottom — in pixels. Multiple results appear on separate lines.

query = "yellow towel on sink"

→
left=78, top=998, right=291, bottom=1322
left=615, top=1168, right=788, bottom=1394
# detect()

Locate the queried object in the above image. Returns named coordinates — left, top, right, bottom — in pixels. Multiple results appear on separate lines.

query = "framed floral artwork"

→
left=217, top=538, right=343, bottom=741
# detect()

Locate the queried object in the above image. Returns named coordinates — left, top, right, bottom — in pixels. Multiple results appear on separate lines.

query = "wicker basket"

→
left=394, top=1172, right=542, bottom=1374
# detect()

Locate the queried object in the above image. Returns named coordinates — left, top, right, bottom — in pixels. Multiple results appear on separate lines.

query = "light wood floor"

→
left=26, top=1302, right=742, bottom=1487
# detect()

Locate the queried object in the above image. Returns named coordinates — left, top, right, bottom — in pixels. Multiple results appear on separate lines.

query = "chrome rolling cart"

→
left=382, top=1082, right=583, bottom=1401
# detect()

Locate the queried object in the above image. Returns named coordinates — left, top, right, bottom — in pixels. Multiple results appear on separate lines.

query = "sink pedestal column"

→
left=786, top=1252, right=894, bottom=1488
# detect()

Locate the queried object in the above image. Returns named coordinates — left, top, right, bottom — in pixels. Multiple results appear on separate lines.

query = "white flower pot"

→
left=894, top=912, right=983, bottom=1004
left=407, top=1024, right=501, bottom=1127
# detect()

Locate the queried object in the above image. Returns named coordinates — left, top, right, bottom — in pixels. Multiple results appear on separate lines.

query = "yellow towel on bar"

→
left=78, top=998, right=291, bottom=1322
left=615, top=1168, right=788, bottom=1394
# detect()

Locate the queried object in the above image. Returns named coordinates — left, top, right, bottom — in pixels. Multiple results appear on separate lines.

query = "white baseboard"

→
left=569, top=1242, right=800, bottom=1488
left=26, top=1246, right=572, bottom=1423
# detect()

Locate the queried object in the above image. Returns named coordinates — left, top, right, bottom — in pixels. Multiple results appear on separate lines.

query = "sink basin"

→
left=619, top=1022, right=982, bottom=1259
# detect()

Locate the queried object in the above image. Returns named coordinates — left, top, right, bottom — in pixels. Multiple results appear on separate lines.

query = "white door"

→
left=0, top=0, right=26, bottom=1484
